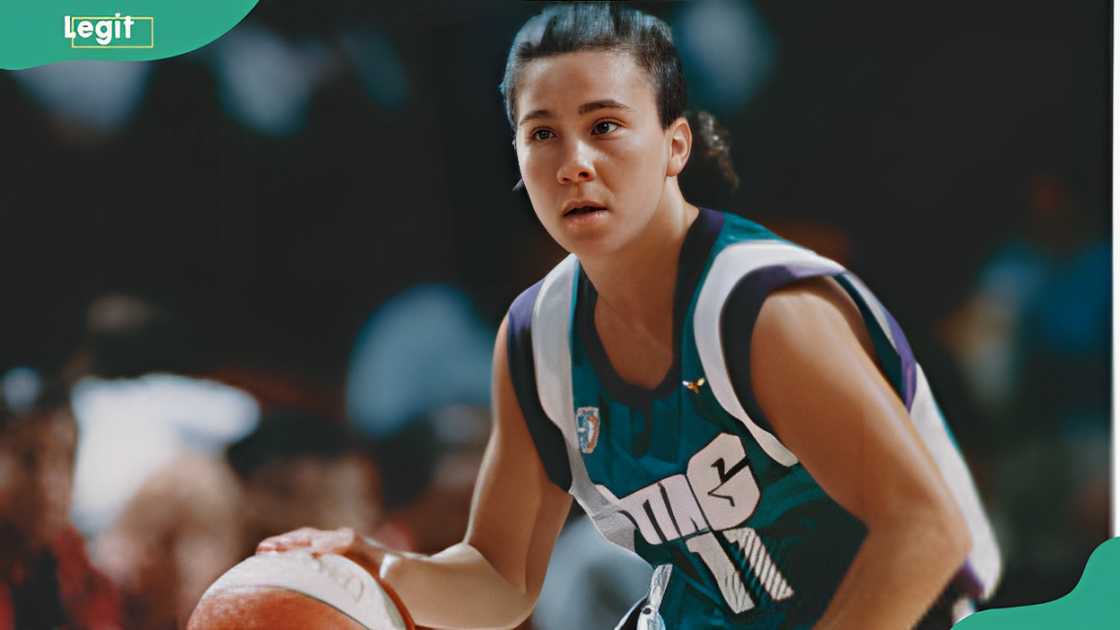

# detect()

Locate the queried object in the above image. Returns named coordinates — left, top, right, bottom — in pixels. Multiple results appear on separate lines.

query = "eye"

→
left=529, top=128, right=555, bottom=142
left=591, top=120, right=620, bottom=136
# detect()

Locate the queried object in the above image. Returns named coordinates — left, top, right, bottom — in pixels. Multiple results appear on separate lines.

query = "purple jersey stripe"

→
left=721, top=263, right=842, bottom=436
left=833, top=274, right=919, bottom=411
left=507, top=280, right=572, bottom=491
left=877, top=296, right=918, bottom=410
left=951, top=562, right=985, bottom=600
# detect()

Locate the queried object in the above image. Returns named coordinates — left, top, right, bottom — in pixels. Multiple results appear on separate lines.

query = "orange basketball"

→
left=188, top=552, right=415, bottom=630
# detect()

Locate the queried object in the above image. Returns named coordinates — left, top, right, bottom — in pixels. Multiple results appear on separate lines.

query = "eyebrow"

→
left=518, top=99, right=633, bottom=126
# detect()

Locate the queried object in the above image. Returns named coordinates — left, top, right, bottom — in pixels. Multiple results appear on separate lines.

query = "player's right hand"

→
left=256, top=527, right=388, bottom=575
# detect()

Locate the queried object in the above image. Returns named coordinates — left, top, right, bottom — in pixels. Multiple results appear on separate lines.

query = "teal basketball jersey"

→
left=506, top=209, right=1000, bottom=629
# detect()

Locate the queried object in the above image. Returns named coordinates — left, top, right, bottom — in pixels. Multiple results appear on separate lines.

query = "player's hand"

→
left=256, top=527, right=388, bottom=575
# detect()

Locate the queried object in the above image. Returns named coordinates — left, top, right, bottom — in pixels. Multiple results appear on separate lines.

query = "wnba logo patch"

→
left=576, top=406, right=600, bottom=454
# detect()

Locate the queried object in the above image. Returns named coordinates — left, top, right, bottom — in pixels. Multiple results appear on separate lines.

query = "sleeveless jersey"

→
left=506, top=209, right=1000, bottom=629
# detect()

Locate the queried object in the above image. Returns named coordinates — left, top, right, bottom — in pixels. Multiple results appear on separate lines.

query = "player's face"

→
left=513, top=51, right=673, bottom=257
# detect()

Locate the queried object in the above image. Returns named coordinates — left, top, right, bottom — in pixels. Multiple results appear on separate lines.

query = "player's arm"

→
left=749, top=278, right=970, bottom=630
left=378, top=316, right=572, bottom=628
left=260, top=316, right=572, bottom=629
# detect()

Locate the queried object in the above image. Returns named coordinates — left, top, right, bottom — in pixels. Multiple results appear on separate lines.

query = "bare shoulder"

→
left=752, top=276, right=875, bottom=364
left=748, top=274, right=897, bottom=476
left=490, top=315, right=520, bottom=430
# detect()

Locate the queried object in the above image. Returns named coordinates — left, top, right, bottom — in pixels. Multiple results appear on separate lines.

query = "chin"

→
left=562, top=231, right=628, bottom=262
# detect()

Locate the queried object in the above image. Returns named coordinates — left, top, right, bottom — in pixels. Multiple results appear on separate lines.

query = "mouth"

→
left=562, top=201, right=609, bottom=218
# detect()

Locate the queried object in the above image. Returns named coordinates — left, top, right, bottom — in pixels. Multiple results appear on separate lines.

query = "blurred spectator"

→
left=346, top=285, right=494, bottom=439
left=93, top=410, right=381, bottom=629
left=11, top=61, right=151, bottom=138
left=0, top=367, right=121, bottom=630
left=69, top=294, right=209, bottom=380
left=343, top=285, right=496, bottom=555
left=66, top=295, right=259, bottom=539
left=941, top=171, right=1109, bottom=606
left=208, top=23, right=337, bottom=137
left=369, top=404, right=490, bottom=555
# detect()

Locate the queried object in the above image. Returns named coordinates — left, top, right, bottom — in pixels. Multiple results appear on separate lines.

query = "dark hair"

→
left=76, top=294, right=212, bottom=379
left=499, top=2, right=738, bottom=191
left=225, top=410, right=353, bottom=479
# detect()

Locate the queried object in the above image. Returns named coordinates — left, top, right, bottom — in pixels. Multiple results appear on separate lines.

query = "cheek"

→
left=520, top=146, right=559, bottom=193
left=632, top=132, right=668, bottom=173
left=605, top=135, right=667, bottom=198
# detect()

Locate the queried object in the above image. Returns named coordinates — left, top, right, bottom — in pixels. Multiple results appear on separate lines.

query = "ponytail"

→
left=686, top=110, right=740, bottom=192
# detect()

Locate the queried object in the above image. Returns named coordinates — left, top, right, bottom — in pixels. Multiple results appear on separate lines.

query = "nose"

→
left=556, top=141, right=596, bottom=185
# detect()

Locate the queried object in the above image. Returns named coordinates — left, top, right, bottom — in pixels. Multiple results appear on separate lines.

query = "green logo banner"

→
left=0, top=1, right=258, bottom=69
left=956, top=538, right=1120, bottom=628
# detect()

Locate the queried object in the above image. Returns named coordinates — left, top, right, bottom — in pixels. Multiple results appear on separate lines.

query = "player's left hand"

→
left=256, top=526, right=387, bottom=575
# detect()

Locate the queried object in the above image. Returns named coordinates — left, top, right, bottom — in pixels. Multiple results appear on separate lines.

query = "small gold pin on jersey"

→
left=682, top=377, right=706, bottom=393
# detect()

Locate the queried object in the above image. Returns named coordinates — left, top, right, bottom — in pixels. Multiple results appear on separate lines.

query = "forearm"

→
left=816, top=516, right=969, bottom=630
left=379, top=542, right=535, bottom=630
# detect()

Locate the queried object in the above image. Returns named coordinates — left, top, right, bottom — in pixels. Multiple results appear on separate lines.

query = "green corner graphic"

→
left=0, top=1, right=258, bottom=69
left=955, top=538, right=1120, bottom=628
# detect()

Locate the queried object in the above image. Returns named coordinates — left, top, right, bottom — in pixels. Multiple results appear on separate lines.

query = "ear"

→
left=665, top=116, right=692, bottom=178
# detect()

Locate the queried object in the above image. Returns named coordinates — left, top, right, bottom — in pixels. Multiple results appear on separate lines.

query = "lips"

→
left=562, top=201, right=608, bottom=217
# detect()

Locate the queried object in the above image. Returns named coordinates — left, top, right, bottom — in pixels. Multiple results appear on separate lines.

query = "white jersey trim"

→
left=531, top=254, right=637, bottom=551
left=910, top=365, right=1003, bottom=598
left=693, top=240, right=844, bottom=467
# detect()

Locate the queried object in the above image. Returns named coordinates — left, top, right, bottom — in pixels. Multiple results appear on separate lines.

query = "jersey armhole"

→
left=507, top=284, right=573, bottom=491
left=719, top=267, right=918, bottom=436
left=719, top=266, right=844, bottom=436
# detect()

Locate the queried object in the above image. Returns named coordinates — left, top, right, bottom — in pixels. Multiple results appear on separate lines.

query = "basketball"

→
left=187, top=552, right=414, bottom=630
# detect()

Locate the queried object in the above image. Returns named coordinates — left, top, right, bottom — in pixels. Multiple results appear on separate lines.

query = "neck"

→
left=580, top=188, right=698, bottom=336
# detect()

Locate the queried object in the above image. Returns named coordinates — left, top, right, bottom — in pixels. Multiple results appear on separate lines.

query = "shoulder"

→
left=699, top=221, right=838, bottom=302
left=748, top=278, right=886, bottom=441
left=695, top=234, right=847, bottom=352
left=752, top=276, right=876, bottom=367
left=506, top=279, right=546, bottom=344
left=503, top=278, right=547, bottom=395
left=756, top=277, right=861, bottom=335
left=505, top=254, right=581, bottom=364
left=500, top=277, right=573, bottom=491
left=707, top=209, right=783, bottom=248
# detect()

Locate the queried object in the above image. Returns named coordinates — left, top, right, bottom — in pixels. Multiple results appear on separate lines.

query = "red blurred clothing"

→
left=0, top=527, right=121, bottom=630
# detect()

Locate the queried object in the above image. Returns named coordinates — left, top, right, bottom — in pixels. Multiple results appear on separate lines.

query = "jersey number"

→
left=686, top=434, right=794, bottom=613
left=687, top=526, right=794, bottom=613
left=600, top=434, right=795, bottom=612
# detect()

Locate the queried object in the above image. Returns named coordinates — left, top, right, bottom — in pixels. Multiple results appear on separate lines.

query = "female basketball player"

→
left=259, top=5, right=1000, bottom=628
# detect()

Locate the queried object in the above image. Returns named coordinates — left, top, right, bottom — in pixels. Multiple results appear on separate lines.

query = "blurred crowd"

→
left=1, top=288, right=497, bottom=629
left=0, top=1, right=1109, bottom=628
